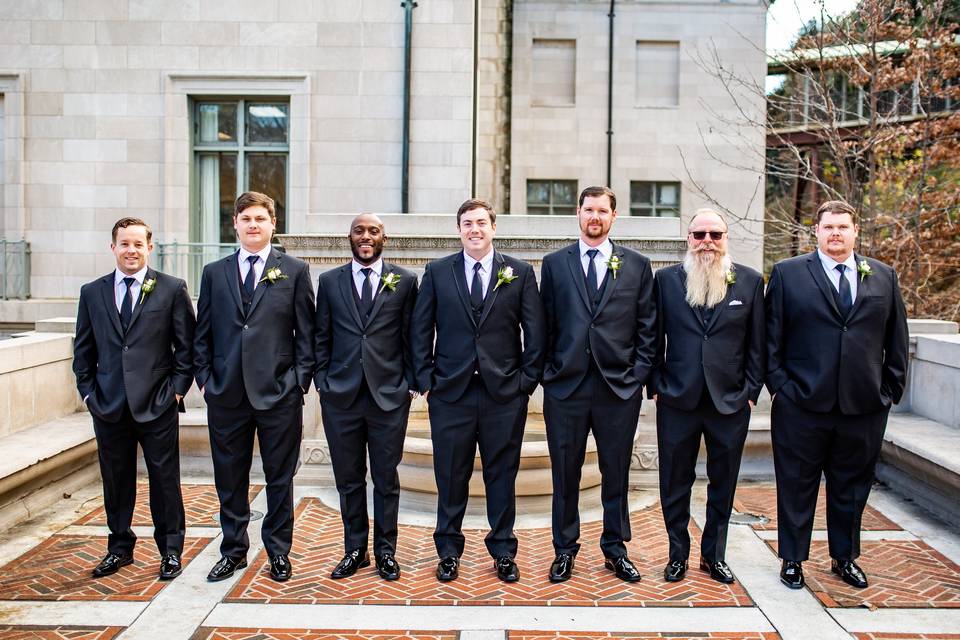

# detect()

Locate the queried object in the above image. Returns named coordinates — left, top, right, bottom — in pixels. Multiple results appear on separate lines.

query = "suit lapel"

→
left=678, top=267, right=707, bottom=327
left=452, top=252, right=477, bottom=327
left=364, top=262, right=394, bottom=328
left=593, top=242, right=622, bottom=318
left=703, top=275, right=735, bottom=334
left=99, top=274, right=124, bottom=337
left=125, top=268, right=155, bottom=333
left=845, top=253, right=871, bottom=321
left=338, top=264, right=364, bottom=329
left=478, top=251, right=504, bottom=328
left=247, top=249, right=280, bottom=317
left=565, top=245, right=592, bottom=313
left=805, top=252, right=843, bottom=320
left=223, top=251, right=244, bottom=315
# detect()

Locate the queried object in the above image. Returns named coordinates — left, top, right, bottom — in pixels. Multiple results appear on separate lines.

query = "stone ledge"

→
left=914, top=334, right=960, bottom=368
left=0, top=332, right=74, bottom=375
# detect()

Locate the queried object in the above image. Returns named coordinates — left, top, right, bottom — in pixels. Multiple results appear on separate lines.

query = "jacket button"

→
left=359, top=358, right=363, bottom=363
left=585, top=348, right=591, bottom=354
left=475, top=333, right=480, bottom=339
left=590, top=323, right=596, bottom=329
left=362, top=334, right=367, bottom=339
left=123, top=345, right=129, bottom=352
left=703, top=335, right=709, bottom=340
left=243, top=324, right=248, bottom=330
left=843, top=326, right=848, bottom=332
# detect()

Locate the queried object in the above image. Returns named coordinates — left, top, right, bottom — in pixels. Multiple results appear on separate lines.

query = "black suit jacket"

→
left=314, top=260, right=418, bottom=412
left=765, top=251, right=909, bottom=415
left=194, top=248, right=315, bottom=410
left=649, top=263, right=765, bottom=414
left=540, top=241, right=657, bottom=400
left=74, top=269, right=195, bottom=423
left=411, top=250, right=545, bottom=404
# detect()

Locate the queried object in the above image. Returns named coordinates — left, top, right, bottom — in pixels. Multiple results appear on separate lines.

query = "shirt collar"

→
left=114, top=266, right=148, bottom=285
left=579, top=238, right=612, bottom=259
left=239, top=244, right=273, bottom=264
left=352, top=258, right=383, bottom=276
left=463, top=248, right=495, bottom=272
left=817, top=248, right=856, bottom=272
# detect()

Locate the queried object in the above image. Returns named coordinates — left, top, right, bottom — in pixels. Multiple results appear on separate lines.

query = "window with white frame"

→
left=527, top=179, right=577, bottom=215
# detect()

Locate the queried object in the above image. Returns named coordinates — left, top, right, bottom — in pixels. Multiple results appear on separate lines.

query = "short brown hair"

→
left=235, top=191, right=276, bottom=218
left=456, top=198, right=496, bottom=225
left=111, top=217, right=152, bottom=243
left=815, top=200, right=858, bottom=225
left=578, top=186, right=616, bottom=210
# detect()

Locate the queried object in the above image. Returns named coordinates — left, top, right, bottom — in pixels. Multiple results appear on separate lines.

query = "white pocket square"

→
left=728, top=300, right=744, bottom=306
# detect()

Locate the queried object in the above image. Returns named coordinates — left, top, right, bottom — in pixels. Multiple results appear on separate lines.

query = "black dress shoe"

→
left=159, top=553, right=182, bottom=580
left=663, top=559, right=687, bottom=582
left=376, top=553, right=400, bottom=580
left=91, top=552, right=133, bottom=578
left=206, top=556, right=247, bottom=582
left=700, top=559, right=735, bottom=584
left=604, top=555, right=642, bottom=583
left=269, top=554, right=292, bottom=582
left=330, top=549, right=370, bottom=579
left=549, top=553, right=574, bottom=582
left=780, top=560, right=804, bottom=589
left=831, top=559, right=868, bottom=589
left=436, top=556, right=459, bottom=581
left=495, top=556, right=520, bottom=582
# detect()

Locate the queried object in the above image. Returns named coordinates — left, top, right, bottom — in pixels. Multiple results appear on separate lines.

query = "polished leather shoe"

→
left=495, top=556, right=520, bottom=582
left=206, top=556, right=247, bottom=582
left=91, top=552, right=133, bottom=578
left=604, top=555, right=642, bottom=583
left=699, top=559, right=735, bottom=584
left=436, top=556, right=459, bottom=581
left=376, top=553, right=400, bottom=580
left=330, top=549, right=370, bottom=579
left=269, top=554, right=292, bottom=581
left=663, top=559, right=688, bottom=582
left=831, top=559, right=868, bottom=589
left=549, top=553, right=575, bottom=582
left=780, top=560, right=804, bottom=589
left=158, top=553, right=182, bottom=580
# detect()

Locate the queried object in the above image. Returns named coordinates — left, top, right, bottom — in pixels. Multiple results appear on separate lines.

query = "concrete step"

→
left=878, top=412, right=960, bottom=526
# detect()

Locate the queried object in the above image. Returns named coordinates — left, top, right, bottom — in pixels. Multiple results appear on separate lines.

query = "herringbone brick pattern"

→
left=766, top=540, right=960, bottom=608
left=191, top=630, right=458, bottom=640
left=0, top=627, right=124, bottom=640
left=510, top=634, right=781, bottom=640
left=734, top=485, right=898, bottom=531
left=226, top=498, right=753, bottom=607
left=76, top=484, right=263, bottom=528
left=0, top=535, right=210, bottom=601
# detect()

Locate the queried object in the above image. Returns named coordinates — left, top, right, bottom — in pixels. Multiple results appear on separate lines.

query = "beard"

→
left=683, top=250, right=732, bottom=308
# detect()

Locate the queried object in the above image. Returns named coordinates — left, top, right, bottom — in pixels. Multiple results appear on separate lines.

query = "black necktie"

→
left=585, top=249, right=599, bottom=305
left=120, top=277, right=134, bottom=332
left=836, top=264, right=852, bottom=315
left=242, top=255, right=258, bottom=311
left=359, top=267, right=373, bottom=319
left=470, top=262, right=484, bottom=319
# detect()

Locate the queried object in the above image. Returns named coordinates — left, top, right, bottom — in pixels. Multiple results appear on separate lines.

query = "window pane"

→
left=198, top=153, right=237, bottom=244
left=528, top=205, right=550, bottom=215
left=658, top=207, right=680, bottom=218
left=630, top=181, right=653, bottom=206
left=218, top=154, right=237, bottom=242
left=553, top=181, right=576, bottom=205
left=197, top=103, right=237, bottom=144
left=527, top=180, right=550, bottom=205
left=246, top=103, right=289, bottom=145
left=658, top=183, right=678, bottom=206
left=247, top=154, right=287, bottom=234
left=631, top=206, right=654, bottom=217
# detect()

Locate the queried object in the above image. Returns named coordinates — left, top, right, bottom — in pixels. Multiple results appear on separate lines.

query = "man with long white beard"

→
left=649, top=209, right=765, bottom=584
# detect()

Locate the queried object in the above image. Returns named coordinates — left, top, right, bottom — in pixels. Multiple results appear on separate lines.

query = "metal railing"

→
left=155, top=242, right=236, bottom=297
left=0, top=239, right=30, bottom=300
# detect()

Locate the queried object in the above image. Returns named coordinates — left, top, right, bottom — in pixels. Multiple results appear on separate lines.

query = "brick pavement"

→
left=0, top=626, right=124, bottom=639
left=191, top=631, right=458, bottom=640
left=75, top=484, right=263, bottom=528
left=226, top=498, right=753, bottom=607
left=733, top=485, right=899, bottom=532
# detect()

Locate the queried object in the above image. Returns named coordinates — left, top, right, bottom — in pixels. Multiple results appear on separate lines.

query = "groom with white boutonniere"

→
left=314, top=214, right=419, bottom=581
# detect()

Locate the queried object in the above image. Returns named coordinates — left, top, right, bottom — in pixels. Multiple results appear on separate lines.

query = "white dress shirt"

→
left=464, top=249, right=494, bottom=298
left=579, top=238, right=612, bottom=289
left=238, top=245, right=272, bottom=290
left=817, top=248, right=858, bottom=303
left=114, top=266, right=148, bottom=312
left=352, top=258, right=383, bottom=297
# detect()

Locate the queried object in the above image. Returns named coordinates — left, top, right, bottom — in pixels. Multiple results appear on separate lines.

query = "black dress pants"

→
left=207, top=391, right=303, bottom=559
left=656, top=393, right=750, bottom=563
left=771, top=392, right=888, bottom=562
left=92, top=402, right=185, bottom=557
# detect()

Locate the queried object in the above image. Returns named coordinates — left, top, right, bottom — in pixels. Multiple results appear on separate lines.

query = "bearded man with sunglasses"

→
left=649, top=209, right=765, bottom=585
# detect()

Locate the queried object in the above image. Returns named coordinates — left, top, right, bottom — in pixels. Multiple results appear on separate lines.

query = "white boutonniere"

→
left=857, top=259, right=872, bottom=282
left=379, top=272, right=401, bottom=293
left=606, top=254, right=623, bottom=279
left=139, top=277, right=156, bottom=304
left=494, top=265, right=518, bottom=290
left=259, top=266, right=288, bottom=284
left=725, top=267, right=736, bottom=285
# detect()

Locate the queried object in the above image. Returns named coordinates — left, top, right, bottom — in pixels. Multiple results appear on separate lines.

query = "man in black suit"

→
left=74, top=217, right=194, bottom=580
left=540, top=186, right=656, bottom=583
left=650, top=209, right=765, bottom=585
left=194, top=191, right=315, bottom=583
left=315, top=214, right=418, bottom=581
left=411, top=198, right=544, bottom=583
left=766, top=200, right=908, bottom=590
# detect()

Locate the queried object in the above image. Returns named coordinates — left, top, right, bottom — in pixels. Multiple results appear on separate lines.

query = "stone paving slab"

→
left=734, top=485, right=899, bottom=532
left=0, top=535, right=210, bottom=601
left=75, top=484, right=263, bottom=528
left=0, top=626, right=124, bottom=639
left=764, top=540, right=960, bottom=608
left=226, top=498, right=753, bottom=607
left=854, top=635, right=960, bottom=639
left=191, top=631, right=458, bottom=640
left=508, top=634, right=781, bottom=639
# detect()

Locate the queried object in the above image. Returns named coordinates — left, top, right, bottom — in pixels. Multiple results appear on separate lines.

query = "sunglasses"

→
left=689, top=231, right=725, bottom=240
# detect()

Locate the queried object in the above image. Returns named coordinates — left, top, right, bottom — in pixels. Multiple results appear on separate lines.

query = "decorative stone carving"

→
left=632, top=445, right=659, bottom=470
left=301, top=440, right=331, bottom=465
